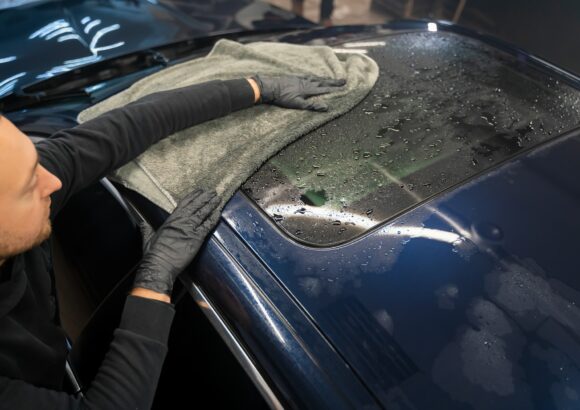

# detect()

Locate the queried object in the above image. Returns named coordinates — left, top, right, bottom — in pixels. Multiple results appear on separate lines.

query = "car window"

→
left=242, top=31, right=580, bottom=246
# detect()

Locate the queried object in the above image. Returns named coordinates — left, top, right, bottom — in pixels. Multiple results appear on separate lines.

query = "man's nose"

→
left=39, top=165, right=62, bottom=197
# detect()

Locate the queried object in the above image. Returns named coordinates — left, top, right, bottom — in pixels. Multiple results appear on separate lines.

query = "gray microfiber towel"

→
left=78, top=39, right=379, bottom=217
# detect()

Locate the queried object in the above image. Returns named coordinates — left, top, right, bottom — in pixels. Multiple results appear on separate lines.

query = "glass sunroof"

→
left=242, top=31, right=580, bottom=246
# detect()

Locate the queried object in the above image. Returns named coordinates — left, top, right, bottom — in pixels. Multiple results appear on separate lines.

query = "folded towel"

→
left=78, top=39, right=379, bottom=215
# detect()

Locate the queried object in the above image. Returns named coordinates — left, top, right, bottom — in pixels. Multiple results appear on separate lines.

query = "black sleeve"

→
left=0, top=295, right=175, bottom=410
left=36, top=78, right=255, bottom=218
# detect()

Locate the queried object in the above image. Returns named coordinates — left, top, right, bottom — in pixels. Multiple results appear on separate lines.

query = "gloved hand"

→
left=252, top=74, right=347, bottom=112
left=133, top=189, right=220, bottom=296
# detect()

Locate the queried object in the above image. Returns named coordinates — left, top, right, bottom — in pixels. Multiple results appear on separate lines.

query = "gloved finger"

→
left=311, top=102, right=329, bottom=112
left=172, top=190, right=218, bottom=220
left=197, top=215, right=220, bottom=238
left=303, top=86, right=343, bottom=97
left=177, top=218, right=219, bottom=270
left=307, top=77, right=347, bottom=87
left=300, top=98, right=329, bottom=112
left=188, top=192, right=221, bottom=222
left=175, top=188, right=205, bottom=210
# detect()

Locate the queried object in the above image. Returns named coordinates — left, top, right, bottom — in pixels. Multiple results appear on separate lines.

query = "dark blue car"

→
left=2, top=1, right=580, bottom=409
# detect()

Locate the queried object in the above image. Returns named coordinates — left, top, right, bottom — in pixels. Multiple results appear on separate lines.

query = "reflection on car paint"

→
left=433, top=256, right=580, bottom=408
left=226, top=126, right=580, bottom=407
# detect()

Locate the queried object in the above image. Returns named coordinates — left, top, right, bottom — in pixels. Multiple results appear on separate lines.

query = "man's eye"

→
left=28, top=176, right=38, bottom=192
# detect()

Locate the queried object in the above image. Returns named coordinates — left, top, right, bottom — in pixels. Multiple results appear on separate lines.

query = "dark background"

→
left=268, top=0, right=580, bottom=75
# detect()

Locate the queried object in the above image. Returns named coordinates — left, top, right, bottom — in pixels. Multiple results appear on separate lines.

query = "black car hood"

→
left=0, top=0, right=310, bottom=99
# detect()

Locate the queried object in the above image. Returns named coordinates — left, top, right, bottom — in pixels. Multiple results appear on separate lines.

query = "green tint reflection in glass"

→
left=269, top=128, right=451, bottom=212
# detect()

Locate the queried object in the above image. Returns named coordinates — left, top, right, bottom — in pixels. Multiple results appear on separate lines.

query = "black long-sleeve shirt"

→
left=0, top=78, right=256, bottom=409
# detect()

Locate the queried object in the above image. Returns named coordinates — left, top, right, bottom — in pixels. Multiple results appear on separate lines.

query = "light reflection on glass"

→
left=25, top=17, right=125, bottom=81
left=333, top=48, right=368, bottom=55
left=0, top=72, right=26, bottom=97
left=90, top=24, right=124, bottom=54
left=343, top=41, right=386, bottom=48
left=57, top=34, right=83, bottom=43
left=84, top=82, right=107, bottom=93
left=29, top=19, right=70, bottom=40
left=84, top=19, right=102, bottom=34
left=45, top=26, right=75, bottom=40
left=428, top=22, right=438, bottom=32
left=36, top=55, right=102, bottom=80
left=0, top=56, right=16, bottom=64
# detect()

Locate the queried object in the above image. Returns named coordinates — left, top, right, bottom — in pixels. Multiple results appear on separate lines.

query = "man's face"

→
left=0, top=116, right=62, bottom=260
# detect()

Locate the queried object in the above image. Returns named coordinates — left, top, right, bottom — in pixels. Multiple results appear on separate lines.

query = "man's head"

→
left=0, top=115, right=62, bottom=262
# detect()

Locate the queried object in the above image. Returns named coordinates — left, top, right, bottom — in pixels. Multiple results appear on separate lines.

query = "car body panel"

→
left=188, top=221, right=380, bottom=409
left=222, top=126, right=580, bottom=409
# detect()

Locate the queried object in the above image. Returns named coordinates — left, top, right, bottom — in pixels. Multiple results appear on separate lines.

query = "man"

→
left=0, top=74, right=345, bottom=409
left=291, top=0, right=335, bottom=27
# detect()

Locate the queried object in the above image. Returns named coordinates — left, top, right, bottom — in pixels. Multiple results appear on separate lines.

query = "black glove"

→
left=133, top=189, right=220, bottom=296
left=252, top=74, right=347, bottom=112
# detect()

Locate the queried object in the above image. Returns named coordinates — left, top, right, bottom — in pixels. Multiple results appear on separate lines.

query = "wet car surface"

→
left=244, top=31, right=580, bottom=245
left=226, top=126, right=580, bottom=409
left=3, top=5, right=580, bottom=408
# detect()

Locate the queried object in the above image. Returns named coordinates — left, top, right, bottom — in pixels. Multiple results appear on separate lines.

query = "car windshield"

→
left=242, top=31, right=580, bottom=246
